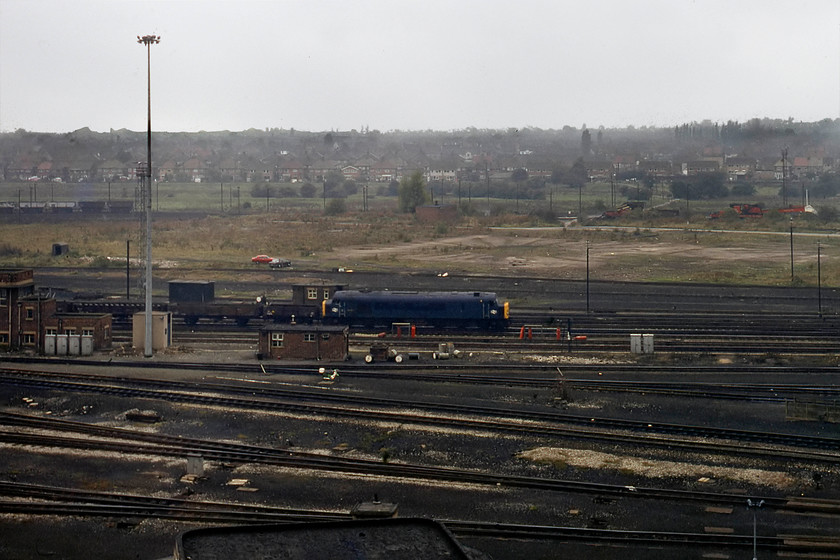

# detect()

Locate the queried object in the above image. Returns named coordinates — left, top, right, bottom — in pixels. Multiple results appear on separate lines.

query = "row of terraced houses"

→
left=4, top=152, right=835, bottom=185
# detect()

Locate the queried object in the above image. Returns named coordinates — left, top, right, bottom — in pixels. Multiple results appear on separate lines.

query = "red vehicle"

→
left=251, top=254, right=273, bottom=263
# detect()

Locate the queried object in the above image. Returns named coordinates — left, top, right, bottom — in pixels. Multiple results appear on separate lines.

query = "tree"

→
left=250, top=184, right=275, bottom=198
left=323, top=170, right=344, bottom=197
left=342, top=180, right=358, bottom=196
left=693, top=172, right=729, bottom=199
left=581, top=128, right=591, bottom=155
left=511, top=168, right=528, bottom=183
left=398, top=170, right=428, bottom=213
left=566, top=158, right=588, bottom=188
left=669, top=173, right=728, bottom=200
left=812, top=173, right=840, bottom=198
left=549, top=168, right=566, bottom=185
left=299, top=182, right=316, bottom=198
left=669, top=180, right=690, bottom=199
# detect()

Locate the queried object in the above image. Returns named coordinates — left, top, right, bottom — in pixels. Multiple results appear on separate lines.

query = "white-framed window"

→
left=82, top=329, right=94, bottom=337
left=25, top=307, right=34, bottom=320
left=303, top=333, right=316, bottom=342
left=23, top=333, right=35, bottom=345
left=64, top=328, right=76, bottom=335
left=323, top=289, right=330, bottom=300
left=271, top=333, right=284, bottom=347
left=45, top=328, right=57, bottom=335
left=307, top=288, right=318, bottom=300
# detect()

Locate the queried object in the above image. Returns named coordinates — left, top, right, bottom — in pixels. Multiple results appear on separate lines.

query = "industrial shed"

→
left=43, top=313, right=112, bottom=356
left=258, top=324, right=348, bottom=361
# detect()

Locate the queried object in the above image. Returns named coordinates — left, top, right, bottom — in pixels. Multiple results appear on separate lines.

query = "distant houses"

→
left=3, top=124, right=838, bottom=187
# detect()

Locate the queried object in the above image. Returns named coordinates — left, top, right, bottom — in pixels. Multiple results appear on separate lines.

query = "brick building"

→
left=1, top=268, right=112, bottom=354
left=44, top=312, right=112, bottom=355
left=1, top=269, right=38, bottom=349
left=258, top=324, right=349, bottom=361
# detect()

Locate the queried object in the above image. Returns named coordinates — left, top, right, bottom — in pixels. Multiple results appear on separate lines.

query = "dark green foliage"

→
left=511, top=168, right=528, bottom=183
left=324, top=198, right=346, bottom=215
left=299, top=182, right=317, bottom=198
left=322, top=171, right=345, bottom=198
left=670, top=173, right=728, bottom=200
left=566, top=158, right=588, bottom=188
left=250, top=184, right=276, bottom=198
left=342, top=180, right=358, bottom=196
left=812, top=173, right=840, bottom=198
left=398, top=170, right=428, bottom=213
left=730, top=183, right=756, bottom=197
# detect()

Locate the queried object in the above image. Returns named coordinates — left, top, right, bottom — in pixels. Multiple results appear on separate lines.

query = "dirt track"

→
left=331, top=228, right=811, bottom=281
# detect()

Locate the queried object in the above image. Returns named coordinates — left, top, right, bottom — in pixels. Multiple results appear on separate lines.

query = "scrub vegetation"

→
left=0, top=181, right=838, bottom=288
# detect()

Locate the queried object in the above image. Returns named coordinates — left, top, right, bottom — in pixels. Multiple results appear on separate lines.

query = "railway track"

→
left=38, top=267, right=840, bottom=315
left=103, top=304, right=840, bottom=354
left=7, top=356, right=840, bottom=387
left=2, top=481, right=836, bottom=555
left=23, top=270, right=840, bottom=558
left=2, top=367, right=838, bottom=461
left=0, top=481, right=349, bottom=524
left=3, top=410, right=839, bottom=518
left=110, top=326, right=838, bottom=355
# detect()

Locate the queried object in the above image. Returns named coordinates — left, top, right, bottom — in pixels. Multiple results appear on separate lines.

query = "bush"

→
left=731, top=183, right=755, bottom=197
left=528, top=207, right=558, bottom=222
left=0, top=243, right=22, bottom=257
left=324, top=198, right=347, bottom=215
left=300, top=182, right=316, bottom=198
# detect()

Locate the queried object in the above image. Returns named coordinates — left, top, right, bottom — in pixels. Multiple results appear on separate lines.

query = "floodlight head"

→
left=137, top=34, right=161, bottom=45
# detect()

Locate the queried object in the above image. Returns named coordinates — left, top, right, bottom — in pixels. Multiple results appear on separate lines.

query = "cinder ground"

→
left=3, top=353, right=838, bottom=560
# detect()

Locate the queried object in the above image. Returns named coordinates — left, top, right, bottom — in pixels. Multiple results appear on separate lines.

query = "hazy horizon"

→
left=2, top=0, right=839, bottom=134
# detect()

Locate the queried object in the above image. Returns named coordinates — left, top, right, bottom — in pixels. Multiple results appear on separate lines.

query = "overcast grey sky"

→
left=1, top=0, right=838, bottom=133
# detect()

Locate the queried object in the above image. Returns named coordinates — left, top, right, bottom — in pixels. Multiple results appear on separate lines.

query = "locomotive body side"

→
left=322, top=290, right=509, bottom=330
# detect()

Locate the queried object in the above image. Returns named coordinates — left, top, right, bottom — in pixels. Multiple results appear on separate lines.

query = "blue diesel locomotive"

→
left=322, top=290, right=509, bottom=330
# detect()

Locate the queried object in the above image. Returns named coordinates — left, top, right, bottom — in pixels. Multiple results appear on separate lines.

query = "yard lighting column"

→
left=817, top=242, right=822, bottom=316
left=138, top=34, right=159, bottom=358
left=789, top=218, right=794, bottom=284
left=585, top=241, right=591, bottom=314
left=747, top=499, right=764, bottom=560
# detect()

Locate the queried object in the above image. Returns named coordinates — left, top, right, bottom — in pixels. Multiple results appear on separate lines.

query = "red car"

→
left=251, top=254, right=273, bottom=263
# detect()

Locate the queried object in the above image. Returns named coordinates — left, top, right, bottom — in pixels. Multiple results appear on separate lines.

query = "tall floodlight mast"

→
left=137, top=34, right=159, bottom=358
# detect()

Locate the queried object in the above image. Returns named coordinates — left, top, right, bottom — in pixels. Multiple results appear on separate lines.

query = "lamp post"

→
left=138, top=34, right=159, bottom=358
left=747, top=499, right=764, bottom=560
